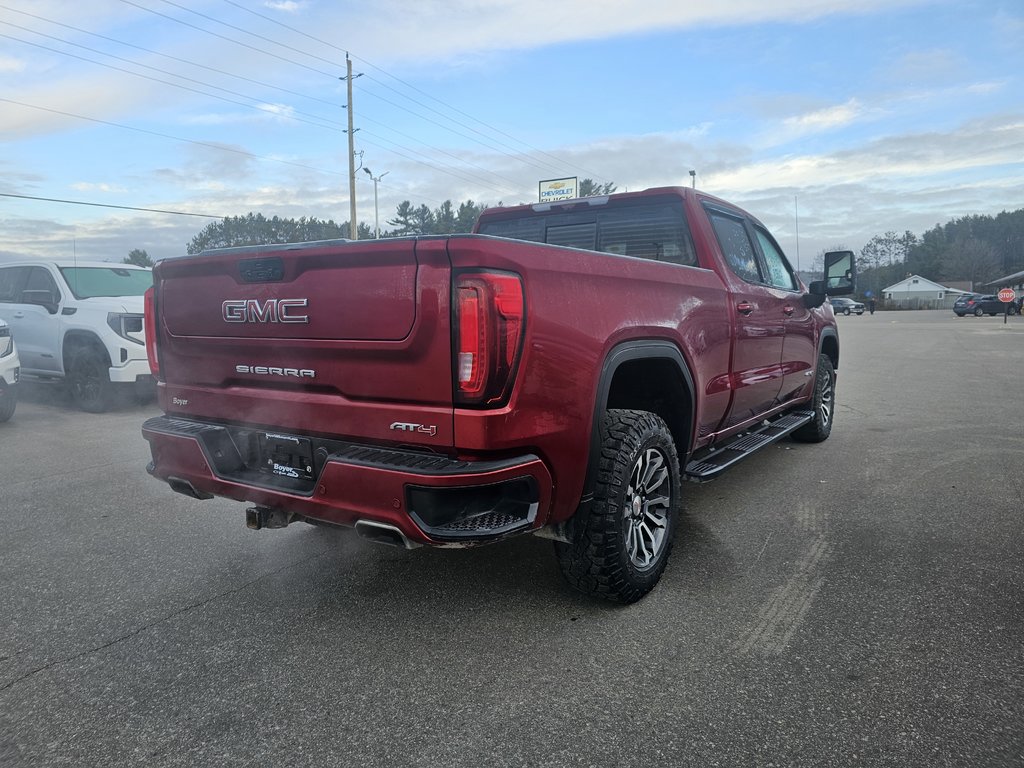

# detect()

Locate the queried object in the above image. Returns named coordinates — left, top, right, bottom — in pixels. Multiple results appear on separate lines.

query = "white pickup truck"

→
left=0, top=260, right=152, bottom=412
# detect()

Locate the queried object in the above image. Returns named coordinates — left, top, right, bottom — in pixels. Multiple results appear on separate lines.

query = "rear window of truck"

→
left=477, top=197, right=698, bottom=267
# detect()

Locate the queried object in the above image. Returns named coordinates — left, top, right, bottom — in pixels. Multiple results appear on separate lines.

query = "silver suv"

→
left=0, top=261, right=152, bottom=412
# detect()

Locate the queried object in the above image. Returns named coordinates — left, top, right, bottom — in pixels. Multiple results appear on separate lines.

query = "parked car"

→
left=0, top=318, right=19, bottom=422
left=829, top=297, right=865, bottom=315
left=142, top=185, right=857, bottom=604
left=0, top=261, right=153, bottom=412
left=953, top=294, right=1017, bottom=317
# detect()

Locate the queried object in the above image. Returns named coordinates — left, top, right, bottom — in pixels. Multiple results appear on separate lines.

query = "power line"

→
left=0, top=192, right=224, bottom=218
left=0, top=3, right=342, bottom=109
left=218, top=0, right=611, bottom=183
left=0, top=97, right=345, bottom=178
left=120, top=0, right=588, bottom=179
left=1, top=9, right=527, bottom=194
left=1, top=97, right=517, bottom=203
left=117, top=0, right=338, bottom=78
left=0, top=29, right=346, bottom=132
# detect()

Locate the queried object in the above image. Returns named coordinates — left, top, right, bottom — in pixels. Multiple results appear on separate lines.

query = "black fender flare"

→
left=817, top=327, right=840, bottom=370
left=580, top=340, right=697, bottom=507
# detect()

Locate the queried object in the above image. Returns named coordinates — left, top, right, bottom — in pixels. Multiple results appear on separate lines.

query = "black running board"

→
left=684, top=410, right=814, bottom=482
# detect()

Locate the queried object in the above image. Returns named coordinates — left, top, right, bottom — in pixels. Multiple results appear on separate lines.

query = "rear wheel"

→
left=974, top=308, right=984, bottom=317
left=555, top=409, right=680, bottom=604
left=792, top=354, right=835, bottom=443
left=67, top=348, right=112, bottom=413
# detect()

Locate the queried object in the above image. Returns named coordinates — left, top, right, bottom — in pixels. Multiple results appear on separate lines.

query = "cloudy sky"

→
left=1, top=0, right=1022, bottom=267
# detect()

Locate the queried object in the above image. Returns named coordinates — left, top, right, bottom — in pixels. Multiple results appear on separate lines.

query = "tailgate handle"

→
left=239, top=257, right=284, bottom=283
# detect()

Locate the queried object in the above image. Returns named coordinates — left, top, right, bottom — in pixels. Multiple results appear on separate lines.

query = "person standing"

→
left=868, top=297, right=877, bottom=315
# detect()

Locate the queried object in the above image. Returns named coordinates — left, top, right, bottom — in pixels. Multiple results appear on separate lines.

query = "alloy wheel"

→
left=623, top=447, right=671, bottom=570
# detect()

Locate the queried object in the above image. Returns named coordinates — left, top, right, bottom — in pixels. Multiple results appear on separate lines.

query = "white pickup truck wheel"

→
left=67, top=348, right=111, bottom=413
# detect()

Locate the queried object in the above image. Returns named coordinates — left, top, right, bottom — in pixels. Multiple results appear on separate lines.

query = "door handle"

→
left=12, top=312, right=24, bottom=318
left=782, top=305, right=795, bottom=316
left=736, top=302, right=754, bottom=316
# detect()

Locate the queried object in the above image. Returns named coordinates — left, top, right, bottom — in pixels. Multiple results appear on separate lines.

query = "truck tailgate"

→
left=152, top=238, right=454, bottom=448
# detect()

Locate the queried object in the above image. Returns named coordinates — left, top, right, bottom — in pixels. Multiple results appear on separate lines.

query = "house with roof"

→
left=881, top=275, right=969, bottom=309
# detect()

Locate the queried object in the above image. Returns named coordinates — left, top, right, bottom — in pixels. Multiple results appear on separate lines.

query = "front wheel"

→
left=843, top=308, right=851, bottom=316
left=555, top=409, right=681, bottom=604
left=67, top=349, right=112, bottom=413
left=0, top=386, right=15, bottom=423
left=974, top=308, right=984, bottom=317
left=792, top=354, right=835, bottom=443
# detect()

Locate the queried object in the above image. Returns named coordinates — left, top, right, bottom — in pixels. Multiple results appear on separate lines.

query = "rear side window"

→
left=708, top=211, right=761, bottom=283
left=0, top=267, right=30, bottom=303
left=477, top=197, right=698, bottom=266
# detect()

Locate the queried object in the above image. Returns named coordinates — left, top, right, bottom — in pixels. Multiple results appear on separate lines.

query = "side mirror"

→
left=22, top=289, right=59, bottom=315
left=805, top=250, right=856, bottom=303
left=821, top=250, right=856, bottom=296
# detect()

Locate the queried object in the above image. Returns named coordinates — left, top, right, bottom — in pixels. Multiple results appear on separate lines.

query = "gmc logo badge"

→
left=222, top=298, right=309, bottom=324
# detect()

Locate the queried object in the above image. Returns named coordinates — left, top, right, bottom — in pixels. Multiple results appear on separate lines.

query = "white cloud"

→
left=0, top=55, right=25, bottom=73
left=70, top=182, right=126, bottom=193
left=783, top=99, right=865, bottom=133
left=332, top=0, right=917, bottom=63
left=264, top=0, right=306, bottom=12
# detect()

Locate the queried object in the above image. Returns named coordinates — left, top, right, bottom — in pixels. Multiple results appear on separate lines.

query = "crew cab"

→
left=0, top=261, right=153, bottom=412
left=142, top=187, right=855, bottom=602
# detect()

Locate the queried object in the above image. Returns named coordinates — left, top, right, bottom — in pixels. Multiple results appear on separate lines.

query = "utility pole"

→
left=342, top=54, right=362, bottom=240
left=364, top=167, right=389, bottom=238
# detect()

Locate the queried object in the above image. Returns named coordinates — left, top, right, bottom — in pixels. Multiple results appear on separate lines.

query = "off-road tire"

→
left=555, top=409, right=681, bottom=604
left=0, top=387, right=15, bottom=423
left=67, top=348, right=111, bottom=413
left=792, top=354, right=835, bottom=443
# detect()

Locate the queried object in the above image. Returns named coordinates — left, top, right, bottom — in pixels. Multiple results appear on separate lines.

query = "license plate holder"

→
left=257, top=432, right=315, bottom=481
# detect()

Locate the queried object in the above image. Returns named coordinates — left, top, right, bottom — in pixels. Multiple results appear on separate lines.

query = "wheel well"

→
left=820, top=333, right=839, bottom=371
left=62, top=331, right=110, bottom=372
left=605, top=358, right=693, bottom=458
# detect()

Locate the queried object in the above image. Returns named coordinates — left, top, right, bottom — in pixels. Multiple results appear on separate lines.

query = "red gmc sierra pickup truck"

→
left=142, top=187, right=856, bottom=602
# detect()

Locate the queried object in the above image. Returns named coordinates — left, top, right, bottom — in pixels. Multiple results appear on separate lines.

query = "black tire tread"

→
left=792, top=354, right=834, bottom=443
left=555, top=409, right=680, bottom=604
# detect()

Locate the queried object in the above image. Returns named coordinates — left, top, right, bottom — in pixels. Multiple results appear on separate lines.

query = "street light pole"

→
left=689, top=170, right=696, bottom=189
left=363, top=167, right=389, bottom=239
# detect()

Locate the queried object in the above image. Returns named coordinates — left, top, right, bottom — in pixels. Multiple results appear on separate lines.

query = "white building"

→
left=881, top=275, right=969, bottom=309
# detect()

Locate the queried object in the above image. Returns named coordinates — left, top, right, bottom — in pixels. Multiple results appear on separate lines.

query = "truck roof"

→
left=473, top=186, right=758, bottom=231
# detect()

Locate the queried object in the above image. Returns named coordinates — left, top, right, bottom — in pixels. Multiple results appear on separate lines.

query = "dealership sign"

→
left=539, top=177, right=578, bottom=203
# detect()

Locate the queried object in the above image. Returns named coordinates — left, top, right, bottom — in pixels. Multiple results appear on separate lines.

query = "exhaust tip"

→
left=167, top=476, right=213, bottom=500
left=354, top=520, right=418, bottom=550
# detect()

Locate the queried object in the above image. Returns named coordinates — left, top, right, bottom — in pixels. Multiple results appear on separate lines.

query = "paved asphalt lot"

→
left=1, top=311, right=1021, bottom=767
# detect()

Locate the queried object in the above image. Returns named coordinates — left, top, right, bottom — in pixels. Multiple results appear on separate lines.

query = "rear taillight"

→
left=144, top=286, right=160, bottom=378
left=454, top=271, right=525, bottom=406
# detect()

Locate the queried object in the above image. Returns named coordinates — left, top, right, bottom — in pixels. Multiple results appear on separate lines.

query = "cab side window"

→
left=22, top=267, right=60, bottom=302
left=754, top=228, right=798, bottom=291
left=0, top=267, right=30, bottom=304
left=708, top=211, right=761, bottom=283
